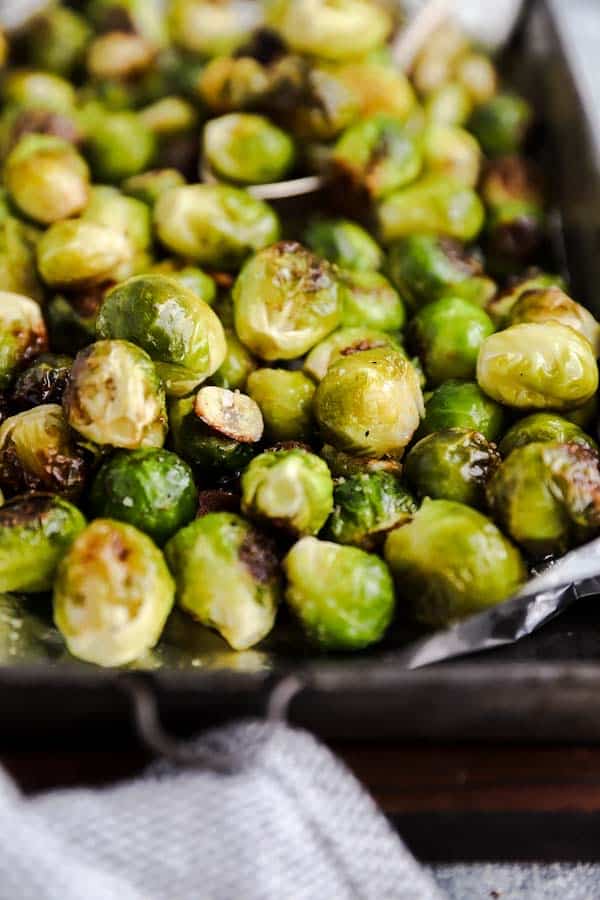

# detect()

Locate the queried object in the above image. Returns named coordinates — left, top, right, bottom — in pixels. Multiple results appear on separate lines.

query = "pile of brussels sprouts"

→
left=0, top=0, right=597, bottom=668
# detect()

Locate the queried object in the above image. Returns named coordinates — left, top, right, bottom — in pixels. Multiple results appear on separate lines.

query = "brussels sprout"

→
left=283, top=536, right=394, bottom=650
left=169, top=395, right=259, bottom=475
left=85, top=110, right=156, bottom=183
left=150, top=260, right=217, bottom=307
left=246, top=369, right=315, bottom=442
left=170, top=0, right=263, bottom=56
left=122, top=168, right=186, bottom=208
left=468, top=93, right=532, bottom=158
left=404, top=428, right=500, bottom=508
left=166, top=511, right=279, bottom=649
left=487, top=271, right=566, bottom=326
left=314, top=347, right=424, bottom=457
left=89, top=449, right=198, bottom=545
left=0, top=494, right=86, bottom=593
left=487, top=441, right=600, bottom=557
left=411, top=23, right=468, bottom=96
left=2, top=70, right=75, bottom=113
left=37, top=220, right=132, bottom=289
left=480, top=156, right=544, bottom=270
left=86, top=0, right=168, bottom=47
left=54, top=519, right=174, bottom=666
left=46, top=288, right=106, bottom=354
left=378, top=175, right=485, bottom=244
left=410, top=296, right=495, bottom=386
left=86, top=31, right=156, bottom=82
left=139, top=96, right=198, bottom=137
left=455, top=52, right=498, bottom=105
left=82, top=186, right=151, bottom=254
left=199, top=56, right=271, bottom=114
left=422, top=124, right=481, bottom=188
left=194, top=385, right=264, bottom=444
left=0, top=404, right=88, bottom=500
left=155, top=184, right=280, bottom=269
left=304, top=218, right=383, bottom=272
left=279, top=64, right=359, bottom=143
left=0, top=291, right=47, bottom=390
left=11, top=353, right=72, bottom=410
left=507, top=288, right=600, bottom=356
left=267, top=0, right=392, bottom=62
left=333, top=115, right=422, bottom=201
left=303, top=327, right=402, bottom=382
left=0, top=216, right=43, bottom=303
left=241, top=447, right=333, bottom=537
left=97, top=274, right=226, bottom=397
left=22, top=6, right=91, bottom=76
left=477, top=323, right=598, bottom=411
left=321, top=443, right=403, bottom=479
left=420, top=380, right=506, bottom=442
left=338, top=269, right=405, bottom=332
left=499, top=413, right=597, bottom=457
left=424, top=82, right=473, bottom=127
left=211, top=329, right=257, bottom=390
left=4, top=135, right=90, bottom=225
left=326, top=471, right=416, bottom=549
left=64, top=340, right=167, bottom=449
left=337, top=62, right=415, bottom=121
left=204, top=113, right=295, bottom=185
left=385, top=498, right=526, bottom=625
left=233, top=241, right=340, bottom=360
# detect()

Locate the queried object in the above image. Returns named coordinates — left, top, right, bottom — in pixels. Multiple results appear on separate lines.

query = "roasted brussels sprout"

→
left=246, top=369, right=315, bottom=442
left=411, top=23, right=468, bottom=96
left=277, top=64, right=359, bottom=142
left=314, top=348, right=424, bottom=458
left=337, top=62, right=415, bottom=121
left=46, top=287, right=106, bottom=354
left=321, top=443, right=403, bottom=479
left=211, top=329, right=257, bottom=390
left=304, top=218, right=383, bottom=272
left=241, top=447, right=333, bottom=537
left=326, top=471, right=416, bottom=549
left=338, top=269, right=405, bottom=332
left=86, top=0, right=168, bottom=46
left=139, top=96, right=198, bottom=137
left=122, top=168, right=186, bottom=208
left=11, top=353, right=72, bottom=410
left=233, top=241, right=340, bottom=360
left=283, top=536, right=395, bottom=650
left=468, top=93, right=532, bottom=158
left=155, top=184, right=280, bottom=269
left=204, top=113, right=295, bottom=185
left=420, top=380, right=506, bottom=442
left=64, top=340, right=167, bottom=449
left=89, top=449, right=198, bottom=545
left=165, top=512, right=280, bottom=650
left=2, top=70, right=75, bottom=113
left=54, top=519, right=174, bottom=666
left=424, top=82, right=473, bottom=127
left=0, top=404, right=88, bottom=500
left=487, top=271, right=565, bottom=326
left=169, top=394, right=260, bottom=475
left=37, top=220, right=132, bottom=289
left=170, top=0, right=263, bottom=56
left=85, top=110, right=156, bottom=182
left=5, top=135, right=90, bottom=225
left=150, top=260, right=217, bottom=306
left=378, top=175, right=485, bottom=244
left=0, top=494, right=86, bottom=593
left=97, top=274, right=227, bottom=397
left=499, top=412, right=598, bottom=457
left=86, top=31, right=156, bottom=82
left=0, top=216, right=44, bottom=304
left=487, top=442, right=600, bottom=557
left=480, top=156, right=544, bottom=270
left=507, top=288, right=600, bottom=356
left=404, top=428, right=500, bottom=508
left=82, top=186, right=151, bottom=254
left=199, top=55, right=271, bottom=114
left=422, top=124, right=481, bottom=188
left=477, top=323, right=598, bottom=411
left=0, top=291, right=47, bottom=389
left=409, top=296, right=495, bottom=386
left=455, top=52, right=498, bottom=105
left=21, top=6, right=91, bottom=76
left=384, top=498, right=526, bottom=625
left=303, top=327, right=401, bottom=382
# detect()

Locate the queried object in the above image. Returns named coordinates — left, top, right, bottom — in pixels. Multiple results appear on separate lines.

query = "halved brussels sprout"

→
left=0, top=493, right=86, bottom=593
left=424, top=82, right=473, bottom=127
left=86, top=31, right=156, bottom=82
left=314, top=347, right=424, bottom=458
left=455, top=52, right=498, bottom=105
left=5, top=134, right=90, bottom=225
left=409, top=296, right=495, bottom=386
left=11, top=353, right=72, bottom=410
left=404, top=428, right=500, bottom=508
left=499, top=412, right=597, bottom=457
left=477, top=323, right=598, bottom=411
left=139, top=96, right=199, bottom=138
left=64, top=339, right=167, bottom=449
left=169, top=395, right=259, bottom=476
left=165, top=512, right=280, bottom=650
left=89, top=449, right=198, bottom=545
left=154, top=184, right=280, bottom=269
left=378, top=175, right=485, bottom=244
left=337, top=62, right=415, bottom=121
left=0, top=404, right=88, bottom=499
left=82, top=186, right=151, bottom=254
left=420, top=380, right=506, bottom=442
left=338, top=269, right=406, bottom=332
left=37, top=220, right=132, bottom=289
left=384, top=498, right=526, bottom=625
left=233, top=241, right=340, bottom=360
left=507, top=288, right=600, bottom=356
left=170, top=0, right=263, bottom=56
left=0, top=291, right=47, bottom=389
left=246, top=369, right=315, bottom=442
left=97, top=274, right=227, bottom=397
left=46, top=287, right=106, bottom=354
left=487, top=442, right=600, bottom=557
left=211, top=329, right=257, bottom=390
left=283, top=536, right=395, bottom=650
left=2, top=70, right=76, bottom=112
left=241, top=447, right=333, bottom=537
left=122, top=168, right=186, bottom=208
left=194, top=386, right=264, bottom=444
left=199, top=55, right=271, bottom=114
left=204, top=113, right=295, bottom=185
left=54, top=519, right=174, bottom=666
left=326, top=471, right=416, bottom=549
left=487, top=271, right=565, bottom=326
left=21, top=5, right=91, bottom=76
left=468, top=93, right=532, bottom=157
left=85, top=110, right=156, bottom=183
left=321, top=444, right=403, bottom=479
left=411, top=23, right=468, bottom=95
left=303, top=327, right=402, bottom=382
left=422, top=124, right=481, bottom=188
left=304, top=218, right=383, bottom=272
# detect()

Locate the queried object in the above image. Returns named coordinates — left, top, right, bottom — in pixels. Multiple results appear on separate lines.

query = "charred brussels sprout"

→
left=47, top=288, right=105, bottom=354
left=477, top=323, right=598, bottom=411
left=64, top=340, right=167, bottom=449
left=480, top=157, right=544, bottom=270
left=89, top=449, right=197, bottom=545
left=499, top=412, right=598, bottom=457
left=337, top=63, right=415, bottom=121
left=5, top=135, right=90, bottom=225
left=97, top=274, right=227, bottom=397
left=233, top=241, right=340, bottom=360
left=11, top=353, right=72, bottom=410
left=122, top=168, right=186, bottom=208
left=0, top=494, right=86, bottom=593
left=170, top=0, right=262, bottom=56
left=22, top=6, right=91, bottom=76
left=283, top=536, right=395, bottom=650
left=404, top=428, right=500, bottom=508
left=420, top=380, right=506, bottom=442
left=410, top=296, right=495, bottom=386
left=37, top=220, right=132, bottom=289
left=487, top=442, right=600, bottom=557
left=155, top=184, right=280, bottom=269
left=169, top=394, right=260, bottom=476
left=204, top=113, right=295, bottom=185
left=165, top=512, right=280, bottom=650
left=384, top=498, right=526, bottom=625
left=378, top=176, right=485, bottom=244
left=304, top=327, right=402, bottom=382
left=0, top=404, right=88, bottom=500
left=304, top=218, right=383, bottom=272
left=468, top=93, right=532, bottom=158
left=507, top=288, right=600, bottom=356
left=0, top=292, right=47, bottom=389
left=314, top=348, right=424, bottom=458
left=280, top=65, right=359, bottom=142
left=54, top=519, right=174, bottom=666
left=85, top=111, right=156, bottom=183
left=246, top=369, right=315, bottom=442
left=487, top=271, right=566, bottom=326
left=199, top=56, right=271, bottom=114
left=422, top=124, right=481, bottom=188
left=326, top=471, right=416, bottom=549
left=321, top=444, right=402, bottom=479
left=338, top=269, right=405, bottom=332
left=211, top=330, right=257, bottom=390
left=241, top=448, right=333, bottom=537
